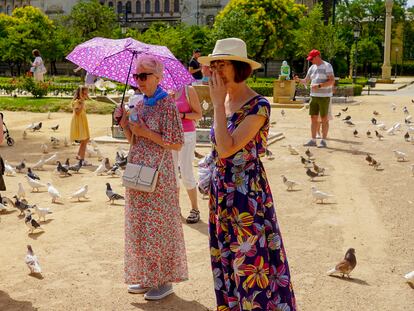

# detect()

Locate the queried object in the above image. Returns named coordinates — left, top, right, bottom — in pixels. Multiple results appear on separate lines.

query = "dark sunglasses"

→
left=132, top=72, right=153, bottom=81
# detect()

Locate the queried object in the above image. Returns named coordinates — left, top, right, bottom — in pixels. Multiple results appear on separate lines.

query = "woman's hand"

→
left=128, top=119, right=150, bottom=138
left=209, top=71, right=226, bottom=110
left=119, top=110, right=129, bottom=129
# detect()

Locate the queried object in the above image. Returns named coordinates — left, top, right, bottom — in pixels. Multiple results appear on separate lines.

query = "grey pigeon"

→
left=105, top=183, right=125, bottom=204
left=32, top=122, right=42, bottom=132
left=50, top=124, right=59, bottom=131
left=24, top=210, right=43, bottom=234
left=15, top=160, right=26, bottom=173
left=27, top=168, right=40, bottom=180
left=342, top=115, right=351, bottom=121
left=68, top=160, right=83, bottom=173
left=56, top=161, right=72, bottom=176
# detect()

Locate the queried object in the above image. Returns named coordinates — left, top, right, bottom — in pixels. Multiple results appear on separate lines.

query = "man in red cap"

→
left=294, top=49, right=335, bottom=148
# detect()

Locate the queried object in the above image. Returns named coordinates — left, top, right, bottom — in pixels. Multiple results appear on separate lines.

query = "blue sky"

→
left=408, top=0, right=414, bottom=8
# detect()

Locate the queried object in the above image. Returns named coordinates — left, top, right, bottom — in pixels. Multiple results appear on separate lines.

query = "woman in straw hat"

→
left=198, top=38, right=296, bottom=310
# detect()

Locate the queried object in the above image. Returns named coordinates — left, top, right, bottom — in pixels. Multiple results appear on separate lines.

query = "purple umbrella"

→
left=66, top=37, right=194, bottom=91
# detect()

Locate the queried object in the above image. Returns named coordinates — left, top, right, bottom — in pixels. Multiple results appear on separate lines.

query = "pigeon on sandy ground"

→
left=288, top=145, right=299, bottom=155
left=25, top=176, right=46, bottom=192
left=327, top=248, right=357, bottom=278
left=70, top=185, right=89, bottom=201
left=342, top=115, right=351, bottom=121
left=95, top=158, right=108, bottom=176
left=313, top=162, right=325, bottom=176
left=375, top=130, right=384, bottom=140
left=306, top=169, right=319, bottom=181
left=47, top=182, right=61, bottom=203
left=305, top=148, right=314, bottom=160
left=404, top=132, right=410, bottom=142
left=33, top=204, right=52, bottom=222
left=4, top=160, right=16, bottom=176
left=311, top=186, right=334, bottom=203
left=56, top=161, right=72, bottom=177
left=105, top=183, right=125, bottom=204
left=281, top=175, right=299, bottom=191
left=44, top=153, right=57, bottom=164
left=371, top=118, right=377, bottom=125
left=27, top=168, right=40, bottom=180
left=24, top=209, right=43, bottom=234
left=50, top=124, right=59, bottom=131
left=40, top=144, right=48, bottom=154
left=15, top=160, right=26, bottom=173
left=342, top=107, right=348, bottom=112
left=68, top=160, right=83, bottom=173
left=32, top=122, right=42, bottom=132
left=393, top=150, right=407, bottom=162
left=365, top=154, right=373, bottom=165
left=405, top=271, right=414, bottom=282
left=32, top=155, right=46, bottom=171
left=17, top=182, right=26, bottom=199
left=25, top=245, right=42, bottom=274
left=366, top=130, right=371, bottom=138
left=353, top=129, right=358, bottom=137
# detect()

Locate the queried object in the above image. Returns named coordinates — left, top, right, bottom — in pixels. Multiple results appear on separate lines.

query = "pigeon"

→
left=403, top=106, right=409, bottom=115
left=33, top=204, right=52, bottom=222
left=344, top=120, right=355, bottom=126
left=404, top=132, right=410, bottom=142
left=56, top=161, right=72, bottom=176
left=391, top=103, right=396, bottom=112
left=70, top=185, right=89, bottom=201
left=22, top=130, right=27, bottom=140
left=371, top=159, right=382, bottom=170
left=115, top=152, right=128, bottom=168
left=90, top=139, right=99, bottom=150
left=17, top=182, right=26, bottom=199
left=313, top=162, right=325, bottom=176
left=353, top=129, right=358, bottom=137
left=86, top=145, right=98, bottom=158
left=50, top=137, right=60, bottom=148
left=95, top=158, right=108, bottom=176
left=306, top=168, right=319, bottom=181
left=375, top=130, right=383, bottom=140
left=392, top=122, right=401, bottom=131
left=25, top=245, right=42, bottom=274
left=50, top=124, right=59, bottom=131
left=24, top=209, right=43, bottom=234
left=311, top=186, right=334, bottom=203
left=393, top=150, right=407, bottom=162
left=327, top=248, right=357, bottom=278
left=32, top=122, right=42, bottom=132
left=62, top=158, right=70, bottom=170
left=0, top=201, right=7, bottom=213
left=288, top=145, right=299, bottom=155
left=301, top=156, right=313, bottom=168
left=47, top=111, right=51, bottom=119
left=32, top=155, right=46, bottom=170
left=404, top=271, right=414, bottom=282
left=47, top=182, right=61, bottom=203
left=1, top=195, right=14, bottom=208
left=405, top=115, right=412, bottom=124
left=107, top=165, right=123, bottom=177
left=105, top=183, right=125, bottom=204
left=27, top=168, right=40, bottom=180
left=63, top=137, right=69, bottom=147
left=365, top=154, right=373, bottom=165
left=40, top=144, right=48, bottom=154
left=305, top=148, right=314, bottom=159
left=366, top=130, right=371, bottom=138
left=341, top=107, right=348, bottom=112
left=15, top=160, right=26, bottom=173
left=373, top=110, right=380, bottom=116
left=371, top=118, right=377, bottom=125
left=376, top=123, right=387, bottom=130
left=104, top=157, right=112, bottom=170
left=25, top=176, right=46, bottom=192
left=4, top=160, right=16, bottom=176
left=281, top=109, right=285, bottom=117
left=26, top=123, right=35, bottom=131
left=342, top=115, right=351, bottom=121
left=412, top=99, right=414, bottom=104
left=281, top=175, right=299, bottom=191
left=265, top=149, right=274, bottom=160
left=68, top=160, right=82, bottom=173
left=44, top=153, right=58, bottom=164
left=334, top=112, right=341, bottom=118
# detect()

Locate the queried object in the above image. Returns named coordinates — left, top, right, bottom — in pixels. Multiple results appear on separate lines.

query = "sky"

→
left=408, top=0, right=414, bottom=8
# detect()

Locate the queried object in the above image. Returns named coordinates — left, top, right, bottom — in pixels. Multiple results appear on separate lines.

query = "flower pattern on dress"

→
left=209, top=96, right=296, bottom=310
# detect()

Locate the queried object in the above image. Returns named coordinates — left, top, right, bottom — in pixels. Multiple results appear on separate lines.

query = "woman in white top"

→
left=31, top=49, right=46, bottom=82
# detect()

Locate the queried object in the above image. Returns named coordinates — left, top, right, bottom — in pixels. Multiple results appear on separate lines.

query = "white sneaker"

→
left=128, top=284, right=149, bottom=294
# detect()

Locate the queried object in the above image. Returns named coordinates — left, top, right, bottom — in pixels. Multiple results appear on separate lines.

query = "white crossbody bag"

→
left=122, top=148, right=167, bottom=192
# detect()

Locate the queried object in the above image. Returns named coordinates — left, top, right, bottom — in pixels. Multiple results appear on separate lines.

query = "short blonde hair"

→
left=136, top=55, right=164, bottom=79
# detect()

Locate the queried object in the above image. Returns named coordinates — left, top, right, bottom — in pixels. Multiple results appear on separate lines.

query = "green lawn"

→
left=0, top=97, right=115, bottom=114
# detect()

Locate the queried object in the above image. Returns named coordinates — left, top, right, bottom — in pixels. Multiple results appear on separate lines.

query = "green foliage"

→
left=19, top=77, right=49, bottom=98
left=339, top=78, right=368, bottom=86
left=213, top=0, right=305, bottom=61
left=248, top=84, right=273, bottom=96
left=351, top=38, right=381, bottom=67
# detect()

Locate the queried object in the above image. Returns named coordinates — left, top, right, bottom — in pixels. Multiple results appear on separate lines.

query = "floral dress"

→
left=124, top=96, right=188, bottom=287
left=209, top=96, right=296, bottom=311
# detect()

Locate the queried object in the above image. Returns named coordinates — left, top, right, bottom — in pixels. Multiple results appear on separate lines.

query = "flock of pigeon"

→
left=279, top=102, right=414, bottom=283
left=0, top=115, right=130, bottom=277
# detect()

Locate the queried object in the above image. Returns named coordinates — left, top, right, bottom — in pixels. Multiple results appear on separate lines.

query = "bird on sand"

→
left=327, top=248, right=357, bottom=278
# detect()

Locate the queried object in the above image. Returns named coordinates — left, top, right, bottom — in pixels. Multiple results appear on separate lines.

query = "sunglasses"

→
left=209, top=61, right=231, bottom=71
left=132, top=72, right=153, bottom=81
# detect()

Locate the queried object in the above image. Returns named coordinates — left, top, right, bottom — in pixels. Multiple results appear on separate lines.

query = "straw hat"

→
left=198, top=38, right=261, bottom=70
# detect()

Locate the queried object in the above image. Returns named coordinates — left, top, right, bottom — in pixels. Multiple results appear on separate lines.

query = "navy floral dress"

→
left=209, top=95, right=296, bottom=311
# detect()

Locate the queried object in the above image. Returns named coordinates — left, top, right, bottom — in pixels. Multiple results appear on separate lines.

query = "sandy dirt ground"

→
left=0, top=95, right=413, bottom=311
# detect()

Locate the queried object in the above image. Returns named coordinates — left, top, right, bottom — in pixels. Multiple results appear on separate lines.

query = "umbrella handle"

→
left=120, top=50, right=137, bottom=110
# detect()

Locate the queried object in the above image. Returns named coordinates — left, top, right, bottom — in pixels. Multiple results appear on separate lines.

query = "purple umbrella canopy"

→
left=66, top=37, right=194, bottom=91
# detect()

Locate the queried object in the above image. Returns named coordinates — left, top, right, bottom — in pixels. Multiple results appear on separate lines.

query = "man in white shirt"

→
left=295, top=49, right=335, bottom=148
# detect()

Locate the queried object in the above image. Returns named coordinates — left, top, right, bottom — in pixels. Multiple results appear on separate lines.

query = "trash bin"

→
left=368, top=78, right=377, bottom=88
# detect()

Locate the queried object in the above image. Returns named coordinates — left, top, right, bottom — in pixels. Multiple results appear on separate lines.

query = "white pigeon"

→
left=90, top=139, right=99, bottom=150
left=25, top=123, right=35, bottom=131
left=392, top=122, right=401, bottom=131
left=44, top=153, right=58, bottom=164
left=40, top=143, right=48, bottom=154
left=405, top=271, right=414, bottom=282
left=393, top=150, right=407, bottom=162
left=17, top=182, right=26, bottom=199
left=25, top=245, right=42, bottom=274
left=0, top=202, right=7, bottom=212
left=311, top=186, right=334, bottom=203
left=391, top=103, right=396, bottom=111
left=63, top=137, right=69, bottom=147
left=117, top=146, right=129, bottom=158
left=376, top=123, right=387, bottom=131
left=32, top=155, right=46, bottom=170
left=288, top=145, right=299, bottom=155
left=94, top=158, right=107, bottom=176
left=70, top=185, right=89, bottom=201
left=406, top=115, right=412, bottom=123
left=281, top=175, right=299, bottom=191
left=96, top=148, right=104, bottom=161
left=33, top=204, right=52, bottom=222
left=47, top=111, right=51, bottom=119
left=408, top=126, right=414, bottom=134
left=25, top=176, right=46, bottom=192
left=386, top=127, right=396, bottom=135
left=87, top=145, right=98, bottom=157
left=4, top=160, right=16, bottom=176
left=47, top=182, right=61, bottom=203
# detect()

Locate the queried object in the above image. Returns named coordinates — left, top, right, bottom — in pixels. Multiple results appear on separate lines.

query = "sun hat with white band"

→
left=198, top=38, right=261, bottom=70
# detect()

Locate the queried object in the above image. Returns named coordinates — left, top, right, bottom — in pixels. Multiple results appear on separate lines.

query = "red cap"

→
left=307, top=49, right=320, bottom=61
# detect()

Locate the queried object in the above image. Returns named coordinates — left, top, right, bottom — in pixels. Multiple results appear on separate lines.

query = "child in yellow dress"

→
left=70, top=86, right=90, bottom=162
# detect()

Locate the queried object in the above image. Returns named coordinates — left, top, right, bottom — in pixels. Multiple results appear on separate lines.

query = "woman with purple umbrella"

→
left=115, top=55, right=188, bottom=300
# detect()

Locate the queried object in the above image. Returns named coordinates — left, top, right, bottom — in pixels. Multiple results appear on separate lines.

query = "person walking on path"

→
left=70, top=86, right=91, bottom=163
left=116, top=55, right=188, bottom=300
left=198, top=37, right=297, bottom=310
left=295, top=49, right=335, bottom=148
left=188, top=48, right=203, bottom=81
left=173, top=85, right=202, bottom=223
left=31, top=49, right=46, bottom=82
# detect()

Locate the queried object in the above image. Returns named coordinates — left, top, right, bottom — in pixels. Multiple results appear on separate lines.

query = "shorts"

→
left=309, top=96, right=331, bottom=117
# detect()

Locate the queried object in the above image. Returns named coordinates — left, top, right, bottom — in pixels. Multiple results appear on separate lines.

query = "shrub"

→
left=20, top=77, right=49, bottom=98
left=249, top=84, right=273, bottom=96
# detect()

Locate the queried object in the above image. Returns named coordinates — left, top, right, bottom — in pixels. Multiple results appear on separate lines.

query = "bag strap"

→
left=127, top=136, right=168, bottom=171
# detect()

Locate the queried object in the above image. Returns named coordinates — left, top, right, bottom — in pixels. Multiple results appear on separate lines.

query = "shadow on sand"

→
left=0, top=290, right=38, bottom=310
left=131, top=293, right=211, bottom=311
left=329, top=275, right=370, bottom=286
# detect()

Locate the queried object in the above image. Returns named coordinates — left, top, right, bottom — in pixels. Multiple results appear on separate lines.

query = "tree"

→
left=212, top=0, right=305, bottom=64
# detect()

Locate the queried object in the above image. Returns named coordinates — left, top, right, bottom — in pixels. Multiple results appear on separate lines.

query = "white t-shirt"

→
left=305, top=61, right=334, bottom=97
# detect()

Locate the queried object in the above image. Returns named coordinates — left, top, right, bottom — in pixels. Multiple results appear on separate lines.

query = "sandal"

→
left=186, top=209, right=200, bottom=224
